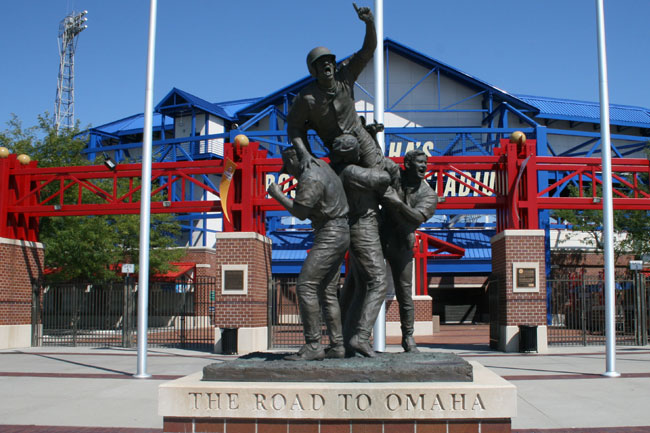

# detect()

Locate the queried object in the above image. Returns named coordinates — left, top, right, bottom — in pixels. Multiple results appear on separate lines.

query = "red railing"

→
left=3, top=137, right=650, bottom=242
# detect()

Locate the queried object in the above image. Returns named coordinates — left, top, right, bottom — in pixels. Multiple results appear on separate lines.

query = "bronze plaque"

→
left=224, top=270, right=244, bottom=292
left=516, top=267, right=537, bottom=288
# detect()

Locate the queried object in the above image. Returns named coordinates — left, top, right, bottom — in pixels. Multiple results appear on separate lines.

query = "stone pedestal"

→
left=490, top=230, right=547, bottom=352
left=159, top=355, right=516, bottom=433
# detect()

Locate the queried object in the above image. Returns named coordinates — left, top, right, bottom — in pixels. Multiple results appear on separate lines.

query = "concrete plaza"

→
left=1, top=325, right=649, bottom=433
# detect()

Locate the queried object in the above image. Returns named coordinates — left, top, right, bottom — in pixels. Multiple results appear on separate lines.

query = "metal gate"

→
left=32, top=276, right=217, bottom=350
left=268, top=277, right=330, bottom=348
left=269, top=277, right=302, bottom=348
left=548, top=275, right=649, bottom=346
left=487, top=278, right=501, bottom=350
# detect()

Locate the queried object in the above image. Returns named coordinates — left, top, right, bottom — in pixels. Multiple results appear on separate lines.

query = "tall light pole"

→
left=135, top=0, right=158, bottom=379
left=372, top=0, right=386, bottom=353
left=55, top=10, right=87, bottom=131
left=595, top=0, right=620, bottom=378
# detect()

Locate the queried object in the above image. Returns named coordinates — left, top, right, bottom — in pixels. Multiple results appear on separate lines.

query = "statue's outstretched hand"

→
left=382, top=186, right=402, bottom=207
left=267, top=182, right=283, bottom=200
left=353, top=2, right=373, bottom=23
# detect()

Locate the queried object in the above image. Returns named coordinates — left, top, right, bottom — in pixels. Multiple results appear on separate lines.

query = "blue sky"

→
left=2, top=0, right=649, bottom=130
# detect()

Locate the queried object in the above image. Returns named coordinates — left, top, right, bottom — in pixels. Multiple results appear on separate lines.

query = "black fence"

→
left=548, top=275, right=649, bottom=346
left=268, top=277, right=303, bottom=348
left=487, top=278, right=501, bottom=350
left=268, top=276, right=331, bottom=348
left=34, top=273, right=648, bottom=350
left=32, top=277, right=217, bottom=350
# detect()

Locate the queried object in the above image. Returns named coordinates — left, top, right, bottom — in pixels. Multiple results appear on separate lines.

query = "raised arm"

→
left=354, top=3, right=376, bottom=61
left=345, top=3, right=376, bottom=79
left=382, top=186, right=438, bottom=226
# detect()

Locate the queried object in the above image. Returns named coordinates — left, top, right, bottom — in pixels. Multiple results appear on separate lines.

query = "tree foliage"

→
left=1, top=113, right=89, bottom=167
left=2, top=114, right=185, bottom=282
left=552, top=152, right=650, bottom=259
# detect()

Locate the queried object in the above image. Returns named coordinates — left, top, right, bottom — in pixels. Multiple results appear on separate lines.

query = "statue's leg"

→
left=390, top=252, right=415, bottom=339
left=285, top=240, right=334, bottom=361
left=317, top=228, right=349, bottom=352
left=355, top=127, right=384, bottom=168
left=349, top=218, right=387, bottom=341
left=340, top=253, right=364, bottom=346
left=390, top=252, right=418, bottom=352
left=297, top=246, right=328, bottom=346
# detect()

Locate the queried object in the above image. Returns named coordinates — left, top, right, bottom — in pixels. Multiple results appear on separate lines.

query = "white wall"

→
left=356, top=54, right=484, bottom=128
left=203, top=114, right=225, bottom=156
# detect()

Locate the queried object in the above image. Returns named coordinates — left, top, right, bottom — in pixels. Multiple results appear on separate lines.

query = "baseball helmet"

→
left=306, top=46, right=336, bottom=77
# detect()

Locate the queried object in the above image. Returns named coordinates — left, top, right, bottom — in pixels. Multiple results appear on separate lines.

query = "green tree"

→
left=613, top=209, right=650, bottom=259
left=2, top=113, right=89, bottom=167
left=2, top=113, right=185, bottom=281
left=552, top=170, right=650, bottom=259
left=40, top=216, right=121, bottom=281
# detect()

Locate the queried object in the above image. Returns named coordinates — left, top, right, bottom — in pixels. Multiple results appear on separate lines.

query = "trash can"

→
left=221, top=328, right=238, bottom=355
left=519, top=325, right=537, bottom=353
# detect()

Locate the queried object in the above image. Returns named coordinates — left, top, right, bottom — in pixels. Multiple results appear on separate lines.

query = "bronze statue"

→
left=284, top=3, right=401, bottom=358
left=287, top=3, right=383, bottom=170
left=267, top=148, right=350, bottom=360
left=329, top=135, right=391, bottom=358
left=381, top=149, right=438, bottom=352
left=280, top=2, right=433, bottom=359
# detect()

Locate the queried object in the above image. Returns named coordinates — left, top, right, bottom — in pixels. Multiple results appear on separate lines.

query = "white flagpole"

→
left=372, top=0, right=386, bottom=352
left=135, top=0, right=157, bottom=379
left=595, top=0, right=619, bottom=378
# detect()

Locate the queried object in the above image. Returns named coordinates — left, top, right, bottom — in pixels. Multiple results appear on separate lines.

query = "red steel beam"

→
left=4, top=141, right=650, bottom=240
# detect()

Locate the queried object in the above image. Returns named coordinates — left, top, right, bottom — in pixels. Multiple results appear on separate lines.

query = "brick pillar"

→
left=213, top=232, right=272, bottom=354
left=0, top=237, right=44, bottom=349
left=180, top=247, right=217, bottom=280
left=490, top=230, right=547, bottom=352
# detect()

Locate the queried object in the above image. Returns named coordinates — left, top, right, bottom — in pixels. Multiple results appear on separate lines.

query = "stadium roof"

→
left=518, top=94, right=650, bottom=128
left=88, top=91, right=254, bottom=136
left=217, top=97, right=263, bottom=119
left=87, top=112, right=172, bottom=136
left=88, top=38, right=650, bottom=136
left=155, top=87, right=234, bottom=120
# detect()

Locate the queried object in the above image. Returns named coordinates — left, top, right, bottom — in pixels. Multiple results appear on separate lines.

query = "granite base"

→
left=159, top=361, right=515, bottom=433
